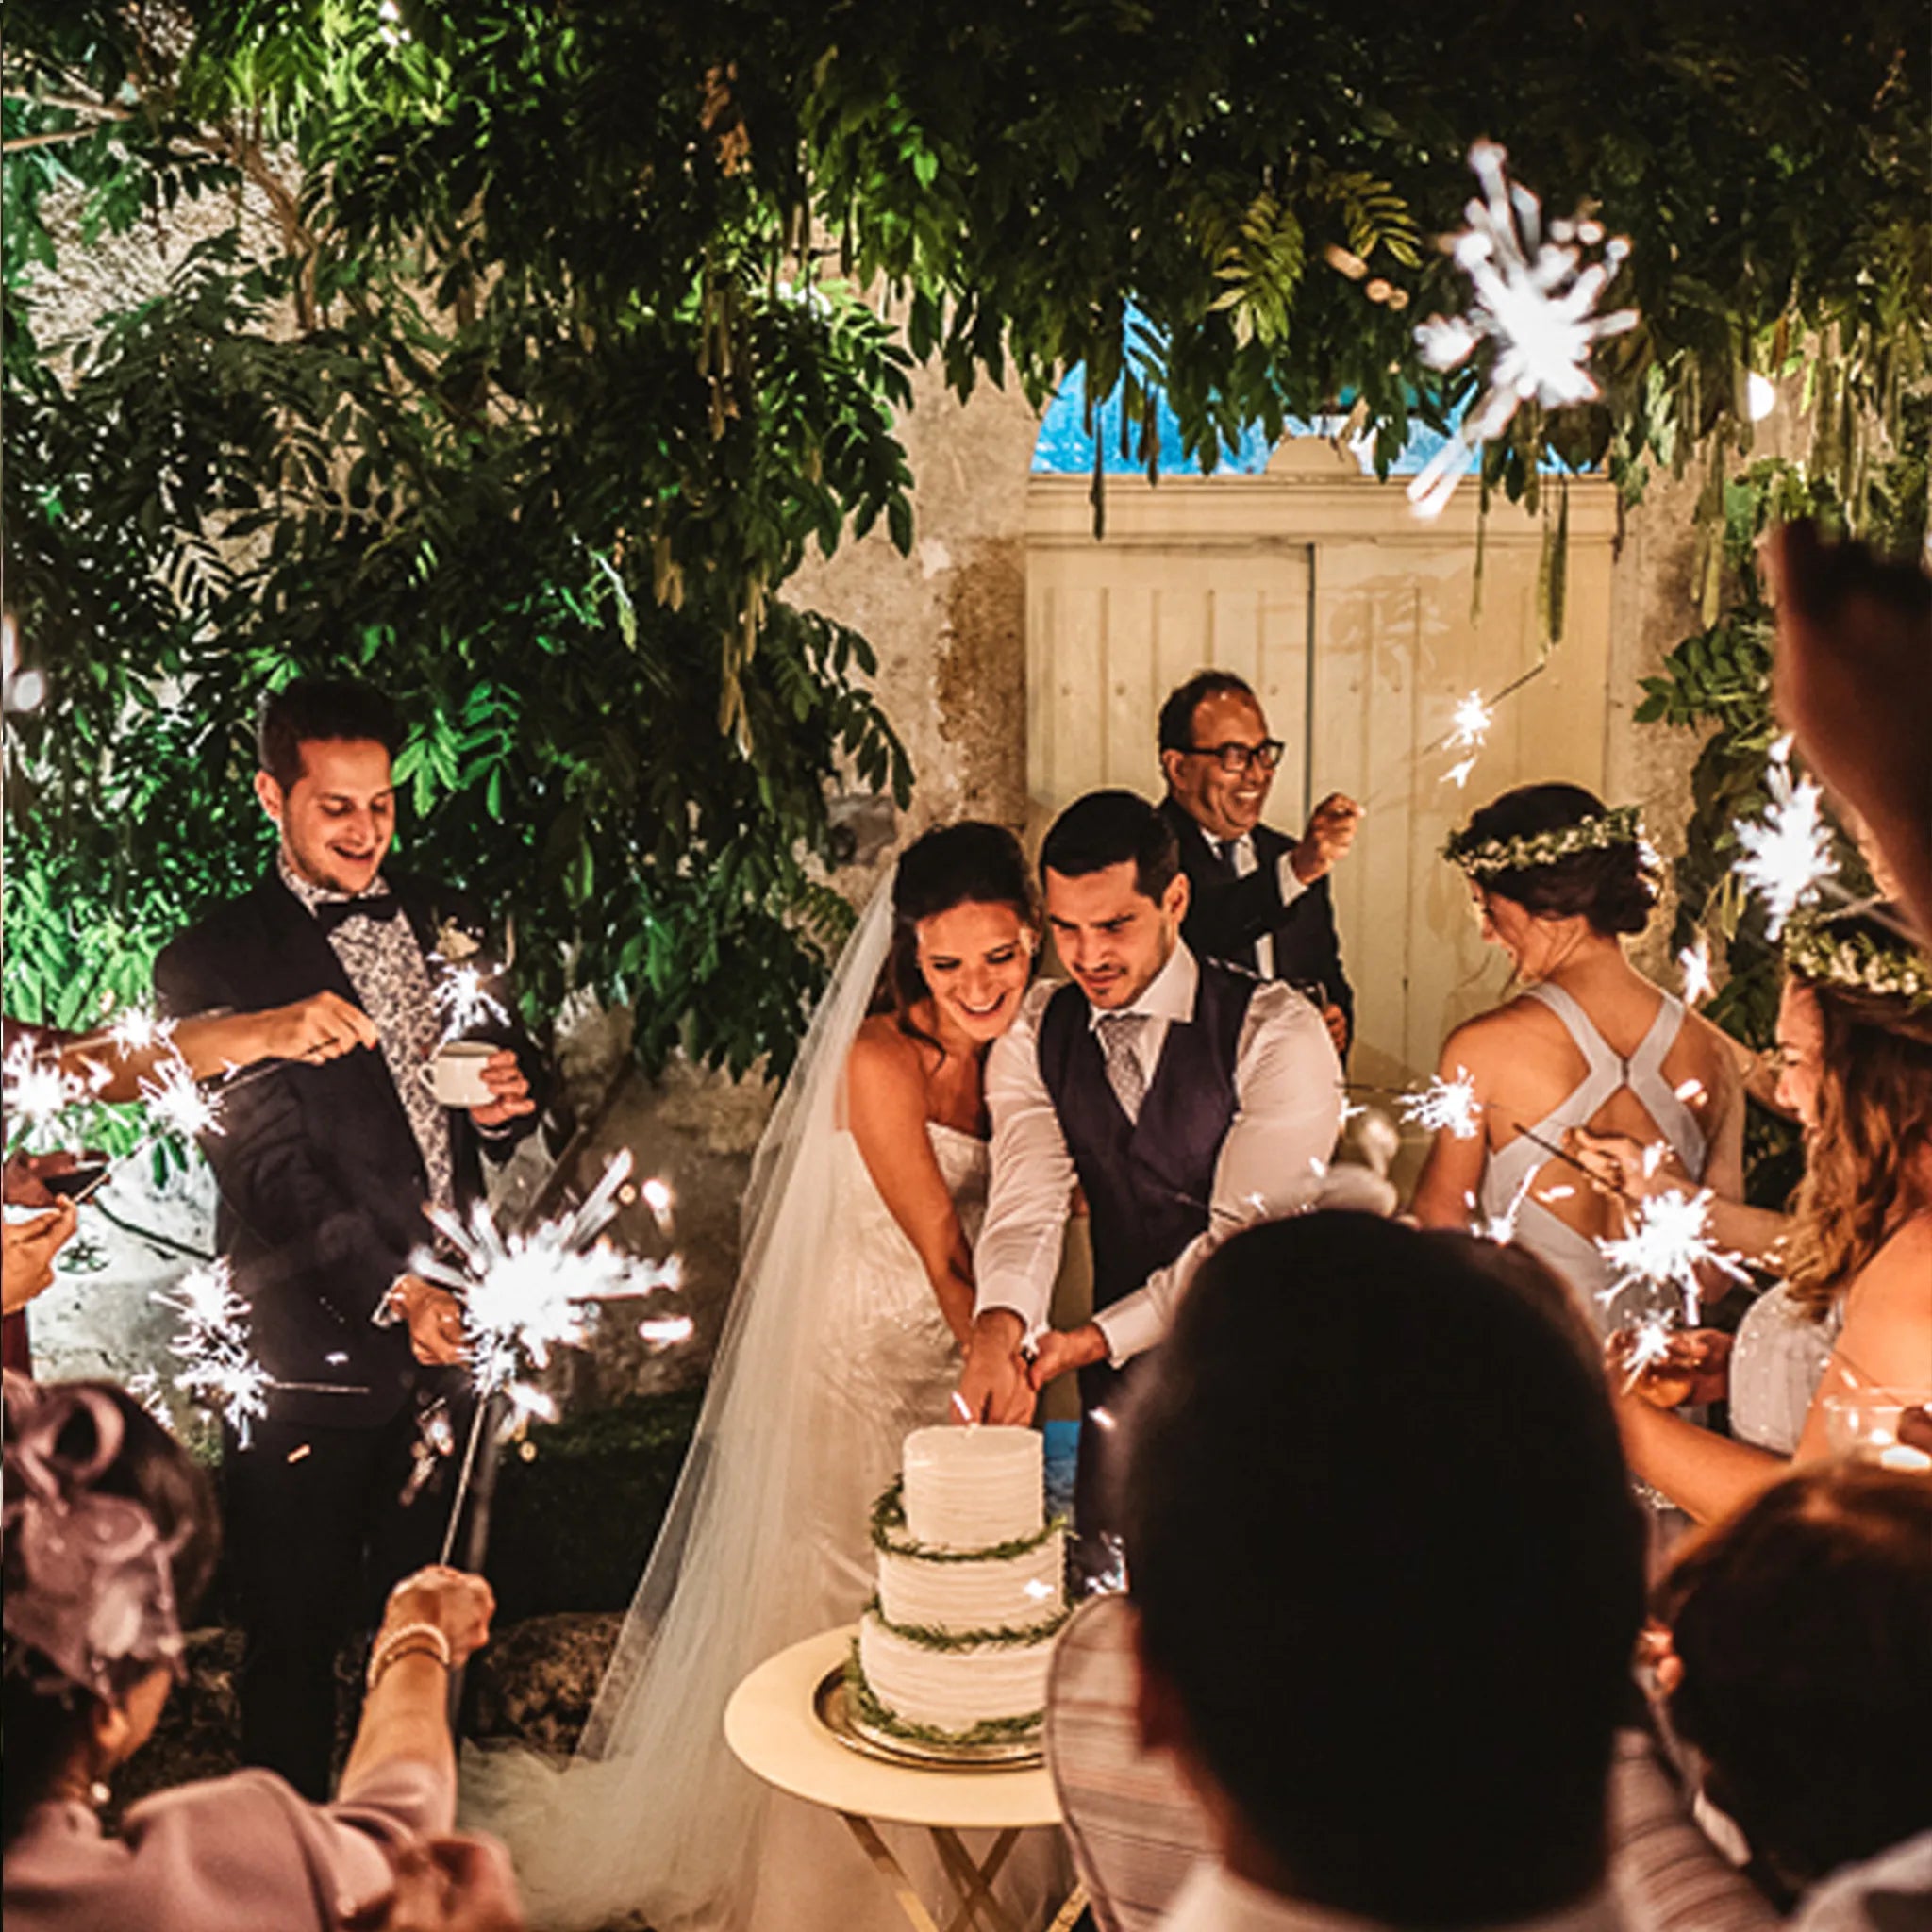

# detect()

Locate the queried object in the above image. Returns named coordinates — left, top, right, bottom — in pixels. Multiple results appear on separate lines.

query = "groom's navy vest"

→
left=1037, top=958, right=1257, bottom=1315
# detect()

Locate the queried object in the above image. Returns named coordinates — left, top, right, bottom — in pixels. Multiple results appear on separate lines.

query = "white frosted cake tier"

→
left=902, top=1425, right=1042, bottom=1549
left=857, top=1610, right=1054, bottom=1736
left=876, top=1532, right=1065, bottom=1634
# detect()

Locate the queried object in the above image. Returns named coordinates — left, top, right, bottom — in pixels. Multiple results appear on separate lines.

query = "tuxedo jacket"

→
left=154, top=867, right=549, bottom=1429
left=1158, top=795, right=1355, bottom=1049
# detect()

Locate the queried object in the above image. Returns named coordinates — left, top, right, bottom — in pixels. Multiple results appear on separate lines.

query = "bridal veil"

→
left=462, top=878, right=897, bottom=1930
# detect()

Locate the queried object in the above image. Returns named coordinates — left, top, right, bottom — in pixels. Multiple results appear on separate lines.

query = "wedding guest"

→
left=1410, top=784, right=1746, bottom=1331
left=1768, top=519, right=1932, bottom=949
left=2, top=1375, right=504, bottom=1932
left=1611, top=910, right=1932, bottom=1523
left=153, top=676, right=548, bottom=1801
left=1652, top=1465, right=1932, bottom=1924
left=1122, top=1213, right=1645, bottom=1931
left=958, top=790, right=1341, bottom=1583
left=1156, top=671, right=1358, bottom=1057
left=1, top=995, right=377, bottom=1371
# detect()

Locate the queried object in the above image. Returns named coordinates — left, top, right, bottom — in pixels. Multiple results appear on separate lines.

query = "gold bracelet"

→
left=366, top=1619, right=453, bottom=1690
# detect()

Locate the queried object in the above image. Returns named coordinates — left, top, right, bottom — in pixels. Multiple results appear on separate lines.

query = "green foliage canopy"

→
left=5, top=1, right=1927, bottom=1072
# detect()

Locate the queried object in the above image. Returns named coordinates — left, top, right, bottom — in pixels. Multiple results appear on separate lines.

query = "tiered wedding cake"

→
left=851, top=1425, right=1069, bottom=1748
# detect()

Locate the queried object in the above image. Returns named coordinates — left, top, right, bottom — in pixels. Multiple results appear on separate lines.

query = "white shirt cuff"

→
left=1092, top=1294, right=1167, bottom=1367
left=1274, top=850, right=1311, bottom=907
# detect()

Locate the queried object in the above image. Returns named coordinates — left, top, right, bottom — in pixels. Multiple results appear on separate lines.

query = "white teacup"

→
left=419, top=1040, right=497, bottom=1108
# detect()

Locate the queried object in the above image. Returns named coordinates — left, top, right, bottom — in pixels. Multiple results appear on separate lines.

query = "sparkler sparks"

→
left=1618, top=1307, right=1678, bottom=1394
left=107, top=1006, right=178, bottom=1057
left=1595, top=1190, right=1750, bottom=1328
left=1401, top=1068, right=1484, bottom=1140
left=1407, top=142, right=1638, bottom=518
left=1735, top=737, right=1834, bottom=938
left=433, top=964, right=510, bottom=1043
left=410, top=1149, right=687, bottom=1402
left=1477, top=1171, right=1536, bottom=1245
left=1441, top=691, right=1494, bottom=788
left=158, top=1261, right=271, bottom=1447
left=138, top=1058, right=224, bottom=1141
left=2, top=1037, right=94, bottom=1148
left=1678, top=936, right=1714, bottom=1006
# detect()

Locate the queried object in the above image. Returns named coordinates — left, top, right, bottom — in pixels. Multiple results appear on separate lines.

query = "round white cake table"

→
left=724, top=1624, right=1086, bottom=1932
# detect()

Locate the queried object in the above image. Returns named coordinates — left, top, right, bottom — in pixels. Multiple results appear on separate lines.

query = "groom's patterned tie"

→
left=1096, top=1012, right=1149, bottom=1125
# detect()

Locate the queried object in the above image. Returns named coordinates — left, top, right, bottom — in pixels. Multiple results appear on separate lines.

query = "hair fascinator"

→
left=3, top=1376, right=185, bottom=1701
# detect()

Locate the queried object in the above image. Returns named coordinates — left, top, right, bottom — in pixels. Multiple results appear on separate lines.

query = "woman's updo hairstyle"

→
left=1456, top=783, right=1657, bottom=937
left=881, top=822, right=1039, bottom=1049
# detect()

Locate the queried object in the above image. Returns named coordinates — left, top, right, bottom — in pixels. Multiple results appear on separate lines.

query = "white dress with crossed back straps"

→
left=1476, top=981, right=1708, bottom=1335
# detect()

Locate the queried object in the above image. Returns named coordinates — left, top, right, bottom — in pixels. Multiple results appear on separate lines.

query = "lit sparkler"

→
left=433, top=964, right=510, bottom=1043
left=107, top=1006, right=178, bottom=1057
left=1595, top=1190, right=1750, bottom=1328
left=2, top=1037, right=95, bottom=1149
left=1735, top=736, right=1834, bottom=938
left=1678, top=936, right=1714, bottom=1006
left=1477, top=1171, right=1536, bottom=1245
left=138, top=1057, right=224, bottom=1141
left=157, top=1260, right=271, bottom=1447
left=1401, top=1067, right=1484, bottom=1140
left=1441, top=691, right=1494, bottom=788
left=1618, top=1307, right=1678, bottom=1395
left=1407, top=142, right=1638, bottom=518
left=410, top=1149, right=687, bottom=1401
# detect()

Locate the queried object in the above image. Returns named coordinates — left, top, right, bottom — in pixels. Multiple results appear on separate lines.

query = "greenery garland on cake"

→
left=869, top=1476, right=1067, bottom=1564
left=864, top=1597, right=1074, bottom=1652
left=844, top=1643, right=1045, bottom=1749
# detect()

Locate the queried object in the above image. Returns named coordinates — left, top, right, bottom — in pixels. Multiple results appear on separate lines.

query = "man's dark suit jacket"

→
left=154, top=867, right=548, bottom=1430
left=1158, top=794, right=1356, bottom=1051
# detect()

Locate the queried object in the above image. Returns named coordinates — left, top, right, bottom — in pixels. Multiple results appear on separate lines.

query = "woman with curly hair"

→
left=1410, top=784, right=1746, bottom=1330
left=1613, top=909, right=1932, bottom=1523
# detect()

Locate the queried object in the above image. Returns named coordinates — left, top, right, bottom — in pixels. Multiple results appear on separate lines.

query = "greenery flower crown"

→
left=1442, top=804, right=1647, bottom=879
left=1783, top=912, right=1932, bottom=1008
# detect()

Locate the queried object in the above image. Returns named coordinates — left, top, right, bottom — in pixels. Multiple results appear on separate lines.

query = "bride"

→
left=465, top=822, right=1045, bottom=1931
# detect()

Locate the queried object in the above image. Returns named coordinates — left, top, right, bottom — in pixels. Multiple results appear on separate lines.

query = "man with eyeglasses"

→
left=1157, top=671, right=1358, bottom=1058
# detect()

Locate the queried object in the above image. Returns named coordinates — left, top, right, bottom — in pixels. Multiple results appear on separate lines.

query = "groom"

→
left=958, top=790, right=1341, bottom=1582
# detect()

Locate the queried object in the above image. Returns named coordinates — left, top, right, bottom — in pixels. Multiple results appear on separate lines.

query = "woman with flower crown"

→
left=1608, top=908, right=1932, bottom=1523
left=1410, top=783, right=1748, bottom=1333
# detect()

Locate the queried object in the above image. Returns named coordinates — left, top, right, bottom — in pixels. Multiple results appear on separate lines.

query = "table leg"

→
left=1044, top=1883, right=1090, bottom=1932
left=840, top=1813, right=943, bottom=1932
left=932, top=1826, right=1022, bottom=1932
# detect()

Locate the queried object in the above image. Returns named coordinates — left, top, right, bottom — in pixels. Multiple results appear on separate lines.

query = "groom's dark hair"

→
left=1041, top=791, right=1179, bottom=904
left=1124, top=1213, right=1643, bottom=1925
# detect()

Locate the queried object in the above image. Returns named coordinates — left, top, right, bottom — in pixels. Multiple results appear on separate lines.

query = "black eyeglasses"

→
left=1184, top=738, right=1285, bottom=774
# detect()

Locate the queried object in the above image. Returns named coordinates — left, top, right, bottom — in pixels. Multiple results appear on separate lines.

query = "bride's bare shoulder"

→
left=847, top=1012, right=927, bottom=1094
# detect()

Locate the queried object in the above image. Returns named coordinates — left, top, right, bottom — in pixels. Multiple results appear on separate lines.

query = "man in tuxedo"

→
left=1157, top=671, right=1359, bottom=1058
left=155, top=677, right=548, bottom=1799
left=957, top=790, right=1341, bottom=1583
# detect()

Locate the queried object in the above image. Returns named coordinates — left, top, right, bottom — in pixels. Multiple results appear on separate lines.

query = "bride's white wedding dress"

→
left=462, top=883, right=1059, bottom=1932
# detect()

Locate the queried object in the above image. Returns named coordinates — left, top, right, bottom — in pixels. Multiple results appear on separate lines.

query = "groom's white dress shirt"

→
left=974, top=940, right=1342, bottom=1364
left=1158, top=1864, right=1628, bottom=1932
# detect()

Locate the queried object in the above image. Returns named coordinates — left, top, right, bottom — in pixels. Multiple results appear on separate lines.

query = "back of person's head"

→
left=257, top=676, right=402, bottom=792
left=2, top=1379, right=220, bottom=1844
left=1449, top=782, right=1656, bottom=937
left=1782, top=910, right=1932, bottom=1316
left=1657, top=1465, right=1932, bottom=1896
left=883, top=821, right=1039, bottom=1026
left=1157, top=672, right=1257, bottom=755
left=1040, top=790, right=1179, bottom=904
left=1125, top=1214, right=1644, bottom=1926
